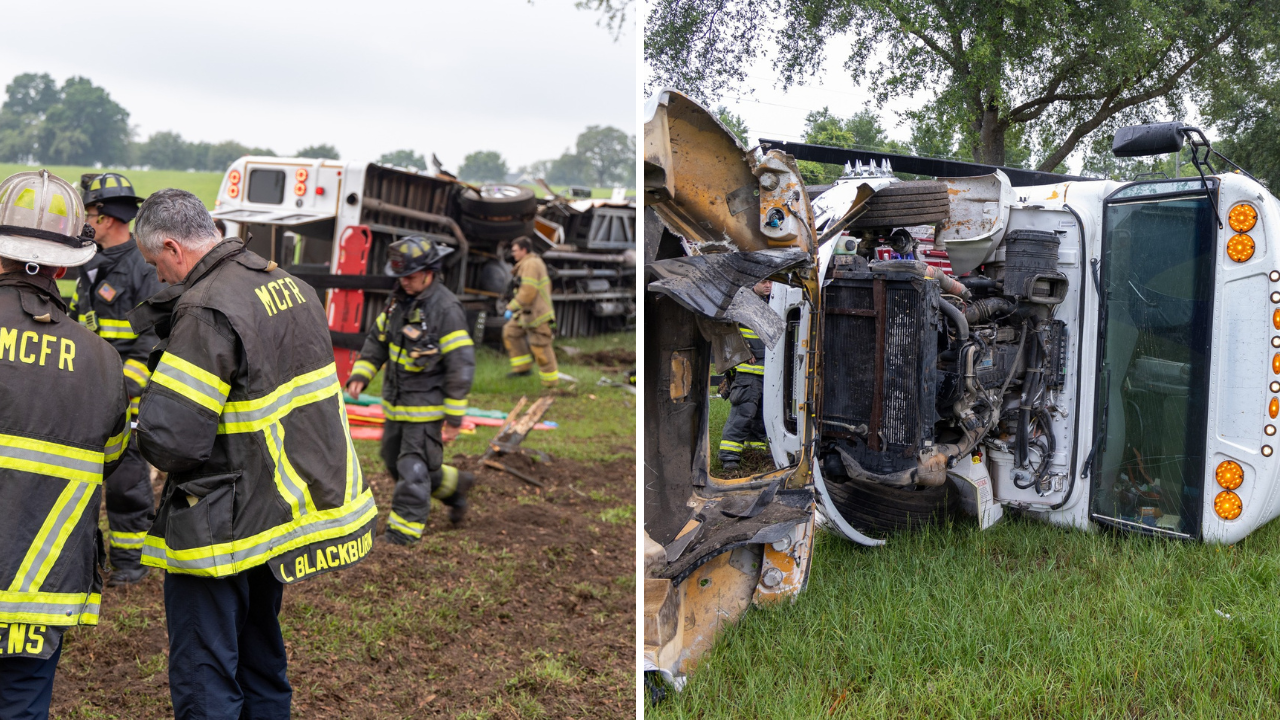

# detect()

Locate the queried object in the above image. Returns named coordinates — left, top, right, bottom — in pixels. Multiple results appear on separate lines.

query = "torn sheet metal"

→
left=646, top=249, right=809, bottom=350
left=659, top=487, right=813, bottom=585
left=935, top=172, right=1014, bottom=275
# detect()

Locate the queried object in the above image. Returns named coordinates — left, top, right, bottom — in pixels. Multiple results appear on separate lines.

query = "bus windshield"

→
left=1091, top=184, right=1218, bottom=538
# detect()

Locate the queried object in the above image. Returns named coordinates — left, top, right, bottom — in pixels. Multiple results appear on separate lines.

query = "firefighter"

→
left=718, top=279, right=773, bottom=472
left=128, top=189, right=375, bottom=717
left=69, top=172, right=160, bottom=586
left=502, top=236, right=559, bottom=387
left=344, top=235, right=477, bottom=544
left=0, top=170, right=130, bottom=719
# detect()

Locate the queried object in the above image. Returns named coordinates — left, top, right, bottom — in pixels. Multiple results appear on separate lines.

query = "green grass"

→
left=352, top=331, right=635, bottom=469
left=0, top=164, right=223, bottom=208
left=649, top=514, right=1280, bottom=718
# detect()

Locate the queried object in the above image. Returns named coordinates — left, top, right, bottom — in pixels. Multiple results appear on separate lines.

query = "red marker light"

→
left=315, top=187, right=325, bottom=196
left=228, top=169, right=241, bottom=185
left=295, top=168, right=308, bottom=182
left=294, top=182, right=306, bottom=196
left=227, top=185, right=240, bottom=199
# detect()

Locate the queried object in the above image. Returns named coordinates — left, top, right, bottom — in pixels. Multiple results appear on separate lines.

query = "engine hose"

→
left=937, top=299, right=970, bottom=342
left=870, top=259, right=972, bottom=300
left=958, top=275, right=1000, bottom=292
left=964, top=297, right=1016, bottom=325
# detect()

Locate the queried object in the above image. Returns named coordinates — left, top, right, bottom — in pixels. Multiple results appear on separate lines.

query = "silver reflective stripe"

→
left=155, top=362, right=228, bottom=405
left=0, top=596, right=94, bottom=619
left=267, top=422, right=310, bottom=516
left=220, top=371, right=338, bottom=427
left=16, top=482, right=92, bottom=592
left=143, top=495, right=376, bottom=571
left=0, top=444, right=102, bottom=478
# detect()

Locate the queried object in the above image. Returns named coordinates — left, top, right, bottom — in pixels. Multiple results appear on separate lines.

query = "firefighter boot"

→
left=108, top=566, right=149, bottom=587
left=443, top=470, right=476, bottom=525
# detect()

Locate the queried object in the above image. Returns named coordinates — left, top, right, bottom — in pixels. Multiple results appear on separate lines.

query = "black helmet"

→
left=81, top=172, right=143, bottom=223
left=385, top=235, right=454, bottom=277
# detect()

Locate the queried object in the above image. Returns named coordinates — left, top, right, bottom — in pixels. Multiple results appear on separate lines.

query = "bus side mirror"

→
left=1112, top=122, right=1186, bottom=157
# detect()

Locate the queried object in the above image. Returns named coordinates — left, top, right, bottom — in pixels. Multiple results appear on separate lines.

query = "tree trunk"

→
left=970, top=102, right=1005, bottom=166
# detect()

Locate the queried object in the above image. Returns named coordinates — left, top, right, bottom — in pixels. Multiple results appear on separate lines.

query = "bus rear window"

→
left=247, top=169, right=286, bottom=204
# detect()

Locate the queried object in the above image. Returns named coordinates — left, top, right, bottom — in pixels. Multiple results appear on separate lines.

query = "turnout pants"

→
left=0, top=645, right=62, bottom=720
left=165, top=564, right=291, bottom=720
left=718, top=372, right=768, bottom=463
left=503, top=321, right=558, bottom=387
left=380, top=419, right=463, bottom=542
left=104, top=434, right=154, bottom=571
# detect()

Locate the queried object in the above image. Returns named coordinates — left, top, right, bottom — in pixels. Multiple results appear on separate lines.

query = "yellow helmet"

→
left=0, top=170, right=96, bottom=267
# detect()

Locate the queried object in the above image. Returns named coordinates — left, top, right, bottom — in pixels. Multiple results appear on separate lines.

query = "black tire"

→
left=459, top=184, right=538, bottom=220
left=459, top=215, right=536, bottom=242
left=825, top=475, right=958, bottom=535
left=850, top=180, right=950, bottom=229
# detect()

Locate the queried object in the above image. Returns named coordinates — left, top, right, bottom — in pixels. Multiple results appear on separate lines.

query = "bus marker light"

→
left=1215, top=491, right=1243, bottom=520
left=1229, top=204, right=1258, bottom=233
left=1272, top=270, right=1280, bottom=282
left=294, top=182, right=306, bottom=196
left=1272, top=398, right=1279, bottom=418
left=1228, top=234, right=1255, bottom=262
left=1216, top=461, right=1244, bottom=490
left=1274, top=309, right=1280, bottom=330
left=1265, top=445, right=1274, bottom=457
left=295, top=168, right=308, bottom=182
left=227, top=185, right=239, bottom=199
left=1268, top=425, right=1277, bottom=436
left=229, top=169, right=241, bottom=185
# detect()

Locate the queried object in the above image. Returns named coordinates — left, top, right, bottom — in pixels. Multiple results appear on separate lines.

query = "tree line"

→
left=648, top=0, right=1280, bottom=187
left=0, top=73, right=636, bottom=188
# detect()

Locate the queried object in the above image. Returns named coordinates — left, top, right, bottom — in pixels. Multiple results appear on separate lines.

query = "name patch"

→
left=0, top=328, right=75, bottom=371
left=276, top=529, right=373, bottom=583
left=0, top=623, right=58, bottom=659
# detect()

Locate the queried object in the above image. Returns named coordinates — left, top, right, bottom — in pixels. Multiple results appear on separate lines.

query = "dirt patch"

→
left=52, top=454, right=635, bottom=719
left=559, top=347, right=635, bottom=371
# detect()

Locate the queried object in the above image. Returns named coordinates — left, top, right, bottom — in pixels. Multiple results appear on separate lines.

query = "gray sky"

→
left=0, top=0, right=635, bottom=170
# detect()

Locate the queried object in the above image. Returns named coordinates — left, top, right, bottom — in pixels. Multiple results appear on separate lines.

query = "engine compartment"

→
left=819, top=223, right=1072, bottom=499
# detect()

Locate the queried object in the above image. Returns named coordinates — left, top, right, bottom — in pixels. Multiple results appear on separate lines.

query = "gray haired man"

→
left=130, top=189, right=375, bottom=718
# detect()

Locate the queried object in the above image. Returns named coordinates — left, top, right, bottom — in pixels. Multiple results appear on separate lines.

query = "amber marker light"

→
left=1216, top=460, right=1244, bottom=490
left=1215, top=491, right=1243, bottom=520
left=1274, top=309, right=1280, bottom=330
left=1272, top=398, right=1279, bottom=418
left=1230, top=204, right=1258, bottom=233
left=1228, top=234, right=1255, bottom=262
left=1273, top=354, right=1280, bottom=374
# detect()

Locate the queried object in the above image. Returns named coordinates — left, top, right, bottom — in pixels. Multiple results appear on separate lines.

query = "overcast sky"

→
left=0, top=0, right=635, bottom=170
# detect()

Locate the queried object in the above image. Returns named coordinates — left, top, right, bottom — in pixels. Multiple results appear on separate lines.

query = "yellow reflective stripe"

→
left=746, top=441, right=769, bottom=449
left=110, top=531, right=147, bottom=549
left=382, top=403, right=444, bottom=422
left=152, top=353, right=230, bottom=414
left=509, top=354, right=532, bottom=367
left=128, top=396, right=140, bottom=419
left=350, top=359, right=378, bottom=381
left=720, top=440, right=744, bottom=451
left=444, top=397, right=468, bottom=417
left=10, top=479, right=96, bottom=593
left=375, top=313, right=388, bottom=332
left=388, top=342, right=425, bottom=372
left=122, top=359, right=151, bottom=389
left=431, top=465, right=459, bottom=499
left=526, top=311, right=555, bottom=327
left=141, top=490, right=377, bottom=576
left=218, top=364, right=340, bottom=434
left=738, top=364, right=765, bottom=375
left=104, top=425, right=130, bottom=464
left=0, top=591, right=101, bottom=626
left=0, top=433, right=105, bottom=485
left=520, top=276, right=550, bottom=287
left=388, top=511, right=424, bottom=538
left=539, top=370, right=559, bottom=382
left=262, top=421, right=317, bottom=519
left=97, top=318, right=137, bottom=340
left=740, top=328, right=760, bottom=340
left=439, top=330, right=473, bottom=354
left=337, top=393, right=362, bottom=503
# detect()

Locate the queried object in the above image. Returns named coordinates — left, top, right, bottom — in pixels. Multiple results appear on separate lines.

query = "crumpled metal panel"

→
left=646, top=249, right=810, bottom=351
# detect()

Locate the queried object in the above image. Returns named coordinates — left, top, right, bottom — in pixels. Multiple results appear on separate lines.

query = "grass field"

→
left=0, top=163, right=633, bottom=210
left=648, top=513, right=1280, bottom=718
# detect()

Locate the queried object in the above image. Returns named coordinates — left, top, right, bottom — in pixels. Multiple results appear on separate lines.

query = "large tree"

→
left=646, top=0, right=1280, bottom=171
left=378, top=149, right=427, bottom=169
left=0, top=73, right=59, bottom=162
left=297, top=143, right=339, bottom=159
left=458, top=151, right=510, bottom=182
left=575, top=125, right=635, bottom=187
left=38, top=77, right=130, bottom=166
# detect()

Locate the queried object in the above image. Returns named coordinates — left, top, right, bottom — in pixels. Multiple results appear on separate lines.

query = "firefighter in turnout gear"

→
left=69, top=172, right=160, bottom=586
left=502, top=236, right=559, bottom=387
left=128, top=190, right=374, bottom=717
left=345, top=235, right=477, bottom=544
left=0, top=170, right=130, bottom=718
left=718, top=279, right=773, bottom=473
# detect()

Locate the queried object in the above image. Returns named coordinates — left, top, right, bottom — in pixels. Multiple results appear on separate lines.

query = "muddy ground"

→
left=52, top=453, right=635, bottom=719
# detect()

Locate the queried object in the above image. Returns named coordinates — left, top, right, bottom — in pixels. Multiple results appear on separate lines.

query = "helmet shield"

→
left=384, top=235, right=455, bottom=277
left=0, top=170, right=96, bottom=266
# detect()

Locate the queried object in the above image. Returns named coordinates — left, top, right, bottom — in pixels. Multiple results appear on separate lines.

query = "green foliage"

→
left=459, top=150, right=510, bottom=182
left=134, top=133, right=275, bottom=171
left=297, top=143, right=339, bottom=160
left=528, top=126, right=636, bottom=188
left=645, top=0, right=1280, bottom=171
left=715, top=106, right=750, bottom=147
left=377, top=149, right=427, bottom=170
left=575, top=0, right=633, bottom=40
left=797, top=108, right=908, bottom=184
left=649, top=517, right=1280, bottom=718
left=0, top=75, right=130, bottom=166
